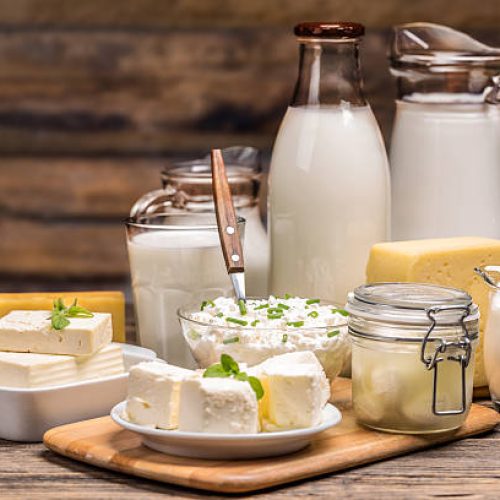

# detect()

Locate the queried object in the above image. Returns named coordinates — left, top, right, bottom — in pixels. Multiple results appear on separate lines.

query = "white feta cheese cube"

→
left=0, top=310, right=112, bottom=356
left=126, top=361, right=192, bottom=430
left=178, top=377, right=259, bottom=434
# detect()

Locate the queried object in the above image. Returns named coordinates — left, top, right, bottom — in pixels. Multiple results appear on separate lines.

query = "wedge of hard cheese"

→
left=0, top=310, right=112, bottom=356
left=366, top=237, right=500, bottom=387
left=0, top=291, right=125, bottom=342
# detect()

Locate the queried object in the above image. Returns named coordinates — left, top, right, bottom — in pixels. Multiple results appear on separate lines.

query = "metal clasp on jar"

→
left=421, top=304, right=472, bottom=416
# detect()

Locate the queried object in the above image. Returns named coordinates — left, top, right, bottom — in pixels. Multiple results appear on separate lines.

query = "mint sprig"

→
left=203, top=354, right=264, bottom=400
left=50, top=298, right=94, bottom=331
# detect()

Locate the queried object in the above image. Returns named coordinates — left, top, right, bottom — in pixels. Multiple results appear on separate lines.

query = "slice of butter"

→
left=0, top=310, right=112, bottom=356
left=251, top=352, right=330, bottom=431
left=178, top=377, right=259, bottom=434
left=0, top=292, right=126, bottom=342
left=366, top=237, right=500, bottom=387
left=126, top=362, right=193, bottom=430
left=0, top=343, right=124, bottom=388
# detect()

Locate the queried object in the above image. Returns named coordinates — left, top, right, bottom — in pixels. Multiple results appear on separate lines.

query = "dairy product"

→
left=127, top=230, right=232, bottom=367
left=181, top=296, right=349, bottom=379
left=484, top=291, right=500, bottom=408
left=0, top=310, right=112, bottom=356
left=251, top=351, right=330, bottom=431
left=0, top=291, right=126, bottom=342
left=269, top=105, right=390, bottom=305
left=178, top=377, right=259, bottom=434
left=0, top=343, right=124, bottom=388
left=126, top=361, right=193, bottom=429
left=366, top=237, right=500, bottom=387
left=391, top=101, right=500, bottom=240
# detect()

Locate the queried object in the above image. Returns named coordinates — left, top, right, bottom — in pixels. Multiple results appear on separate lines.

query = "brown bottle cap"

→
left=294, top=22, right=365, bottom=39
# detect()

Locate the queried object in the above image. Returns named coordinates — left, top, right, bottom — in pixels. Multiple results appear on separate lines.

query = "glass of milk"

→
left=389, top=23, right=500, bottom=240
left=125, top=213, right=244, bottom=367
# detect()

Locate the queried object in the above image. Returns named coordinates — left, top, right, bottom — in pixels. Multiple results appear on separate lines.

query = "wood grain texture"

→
left=43, top=378, right=500, bottom=494
left=0, top=0, right=497, bottom=28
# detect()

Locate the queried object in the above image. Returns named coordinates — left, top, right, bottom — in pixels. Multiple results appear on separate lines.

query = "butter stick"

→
left=0, top=291, right=126, bottom=342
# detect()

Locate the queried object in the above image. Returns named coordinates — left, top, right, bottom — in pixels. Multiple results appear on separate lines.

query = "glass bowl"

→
left=177, top=300, right=350, bottom=380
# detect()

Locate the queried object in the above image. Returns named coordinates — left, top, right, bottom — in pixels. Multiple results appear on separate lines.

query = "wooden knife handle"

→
left=211, top=149, right=245, bottom=274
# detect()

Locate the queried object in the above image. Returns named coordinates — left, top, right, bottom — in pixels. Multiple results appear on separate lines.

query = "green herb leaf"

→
left=223, top=336, right=240, bottom=344
left=203, top=364, right=230, bottom=378
left=248, top=376, right=264, bottom=400
left=226, top=317, right=248, bottom=327
left=306, top=298, right=320, bottom=305
left=221, top=353, right=239, bottom=374
left=50, top=298, right=93, bottom=331
left=327, top=330, right=340, bottom=338
left=308, top=310, right=319, bottom=318
left=51, top=312, right=70, bottom=331
left=238, top=299, right=247, bottom=316
left=282, top=333, right=288, bottom=343
left=332, top=308, right=349, bottom=317
left=235, top=372, right=248, bottom=382
left=66, top=299, right=93, bottom=318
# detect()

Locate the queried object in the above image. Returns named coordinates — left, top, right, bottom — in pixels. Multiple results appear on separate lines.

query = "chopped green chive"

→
left=306, top=299, right=320, bottom=305
left=327, top=330, right=340, bottom=338
left=223, top=336, right=240, bottom=344
left=201, top=300, right=215, bottom=311
left=267, top=313, right=283, bottom=320
left=283, top=293, right=292, bottom=299
left=267, top=308, right=282, bottom=315
left=282, top=333, right=288, bottom=343
left=216, top=312, right=223, bottom=318
left=287, top=321, right=304, bottom=328
left=254, top=303, right=269, bottom=310
left=332, top=308, right=349, bottom=317
left=251, top=319, right=260, bottom=327
left=277, top=303, right=290, bottom=310
left=226, top=317, right=248, bottom=326
left=238, top=299, right=247, bottom=315
left=308, top=311, right=319, bottom=318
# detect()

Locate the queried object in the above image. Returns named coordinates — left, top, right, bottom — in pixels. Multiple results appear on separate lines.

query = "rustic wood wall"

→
left=0, top=0, right=498, bottom=286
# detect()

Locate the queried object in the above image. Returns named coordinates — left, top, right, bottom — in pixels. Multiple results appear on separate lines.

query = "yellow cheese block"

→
left=0, top=291, right=126, bottom=343
left=366, top=237, right=500, bottom=388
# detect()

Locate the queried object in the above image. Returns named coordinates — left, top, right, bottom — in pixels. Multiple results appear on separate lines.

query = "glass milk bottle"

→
left=131, top=146, right=268, bottom=296
left=269, top=22, right=390, bottom=304
left=390, top=23, right=500, bottom=240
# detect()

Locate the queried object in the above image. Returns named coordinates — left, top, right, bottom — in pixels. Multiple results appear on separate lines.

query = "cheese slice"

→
left=366, top=237, right=500, bottom=387
left=126, top=362, right=193, bottom=430
left=0, top=310, right=112, bottom=356
left=0, top=343, right=124, bottom=388
left=178, top=377, right=259, bottom=434
left=0, top=291, right=126, bottom=342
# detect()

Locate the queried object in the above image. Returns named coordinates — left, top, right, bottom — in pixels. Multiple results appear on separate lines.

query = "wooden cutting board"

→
left=43, top=378, right=500, bottom=494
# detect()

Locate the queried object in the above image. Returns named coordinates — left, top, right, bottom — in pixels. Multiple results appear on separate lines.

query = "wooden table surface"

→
left=0, top=304, right=499, bottom=498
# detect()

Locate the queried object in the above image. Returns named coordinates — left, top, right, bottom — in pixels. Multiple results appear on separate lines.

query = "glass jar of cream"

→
left=346, top=283, right=479, bottom=434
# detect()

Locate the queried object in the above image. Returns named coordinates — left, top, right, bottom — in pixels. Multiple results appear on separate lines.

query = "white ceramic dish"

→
left=111, top=401, right=342, bottom=459
left=0, top=343, right=156, bottom=442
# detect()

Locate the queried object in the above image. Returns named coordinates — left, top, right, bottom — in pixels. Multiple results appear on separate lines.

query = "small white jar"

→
left=347, top=283, right=479, bottom=434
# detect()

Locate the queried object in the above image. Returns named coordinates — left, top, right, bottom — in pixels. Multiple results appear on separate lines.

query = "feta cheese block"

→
left=0, top=343, right=124, bottom=388
left=126, top=362, right=193, bottom=430
left=178, top=377, right=259, bottom=434
left=0, top=310, right=112, bottom=356
left=366, top=237, right=500, bottom=387
left=252, top=352, right=330, bottom=431
left=0, top=291, right=126, bottom=342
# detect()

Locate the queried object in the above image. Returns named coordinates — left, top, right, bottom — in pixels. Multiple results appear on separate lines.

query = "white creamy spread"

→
left=183, top=296, right=349, bottom=380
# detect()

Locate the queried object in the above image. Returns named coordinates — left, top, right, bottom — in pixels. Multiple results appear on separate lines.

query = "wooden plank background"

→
left=0, top=1, right=498, bottom=283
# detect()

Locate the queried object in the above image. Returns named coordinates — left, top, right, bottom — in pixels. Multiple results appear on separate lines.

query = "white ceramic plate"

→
left=111, top=401, right=342, bottom=459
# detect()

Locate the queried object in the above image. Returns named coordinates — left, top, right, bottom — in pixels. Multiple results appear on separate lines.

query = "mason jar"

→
left=346, top=283, right=479, bottom=434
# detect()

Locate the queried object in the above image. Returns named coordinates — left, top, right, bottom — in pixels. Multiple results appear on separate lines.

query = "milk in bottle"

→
left=269, top=22, right=390, bottom=304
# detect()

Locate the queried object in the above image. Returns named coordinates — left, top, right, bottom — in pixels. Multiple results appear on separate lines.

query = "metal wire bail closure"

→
left=420, top=304, right=472, bottom=416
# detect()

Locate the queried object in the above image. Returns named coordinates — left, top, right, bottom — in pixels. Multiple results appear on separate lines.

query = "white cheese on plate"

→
left=178, top=377, right=259, bottom=434
left=126, top=362, right=193, bottom=430
left=252, top=352, right=330, bottom=431
left=0, top=343, right=124, bottom=388
left=0, top=310, right=112, bottom=356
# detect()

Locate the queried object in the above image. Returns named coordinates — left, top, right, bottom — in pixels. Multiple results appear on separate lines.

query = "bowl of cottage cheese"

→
left=178, top=296, right=350, bottom=380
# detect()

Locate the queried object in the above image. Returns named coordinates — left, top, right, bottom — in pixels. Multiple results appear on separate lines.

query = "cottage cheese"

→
left=183, top=296, right=349, bottom=379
